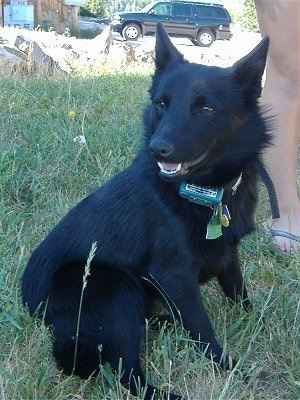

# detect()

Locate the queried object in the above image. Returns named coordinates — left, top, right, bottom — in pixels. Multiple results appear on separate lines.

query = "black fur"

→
left=22, top=24, right=270, bottom=400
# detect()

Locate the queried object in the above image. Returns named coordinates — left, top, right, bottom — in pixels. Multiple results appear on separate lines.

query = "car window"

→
left=151, top=3, right=172, bottom=15
left=195, top=5, right=227, bottom=19
left=141, top=2, right=157, bottom=13
left=173, top=3, right=193, bottom=17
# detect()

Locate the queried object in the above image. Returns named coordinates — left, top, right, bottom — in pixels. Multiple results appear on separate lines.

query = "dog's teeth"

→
left=158, top=162, right=182, bottom=175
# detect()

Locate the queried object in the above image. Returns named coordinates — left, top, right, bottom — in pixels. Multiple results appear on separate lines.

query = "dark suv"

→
left=110, top=1, right=232, bottom=47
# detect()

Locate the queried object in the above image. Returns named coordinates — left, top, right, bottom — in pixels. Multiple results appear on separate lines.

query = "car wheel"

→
left=122, top=23, right=141, bottom=40
left=196, top=29, right=215, bottom=47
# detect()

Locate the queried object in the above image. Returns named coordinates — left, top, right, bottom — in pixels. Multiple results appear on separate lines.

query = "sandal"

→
left=268, top=229, right=300, bottom=257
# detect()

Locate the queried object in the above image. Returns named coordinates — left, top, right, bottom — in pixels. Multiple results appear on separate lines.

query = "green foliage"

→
left=81, top=0, right=150, bottom=19
left=0, top=67, right=299, bottom=400
left=81, top=0, right=105, bottom=17
left=241, top=0, right=259, bottom=32
left=79, top=5, right=99, bottom=18
left=102, top=0, right=150, bottom=17
left=222, top=0, right=243, bottom=25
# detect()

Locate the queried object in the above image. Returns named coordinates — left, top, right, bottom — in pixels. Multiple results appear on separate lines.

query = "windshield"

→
left=140, top=2, right=156, bottom=13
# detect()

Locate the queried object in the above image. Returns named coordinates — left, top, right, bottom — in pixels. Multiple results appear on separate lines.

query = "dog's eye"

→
left=154, top=100, right=166, bottom=111
left=203, top=105, right=214, bottom=113
left=194, top=105, right=215, bottom=114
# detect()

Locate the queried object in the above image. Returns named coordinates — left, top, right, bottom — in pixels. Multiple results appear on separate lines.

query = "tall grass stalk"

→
left=72, top=242, right=97, bottom=374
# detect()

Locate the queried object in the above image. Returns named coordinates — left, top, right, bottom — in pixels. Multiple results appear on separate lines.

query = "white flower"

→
left=73, top=135, right=86, bottom=145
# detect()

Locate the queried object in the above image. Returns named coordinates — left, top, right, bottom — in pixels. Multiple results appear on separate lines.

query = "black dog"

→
left=22, top=24, right=270, bottom=400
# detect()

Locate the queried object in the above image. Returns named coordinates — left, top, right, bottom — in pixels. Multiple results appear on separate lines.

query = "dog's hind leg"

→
left=217, top=246, right=252, bottom=311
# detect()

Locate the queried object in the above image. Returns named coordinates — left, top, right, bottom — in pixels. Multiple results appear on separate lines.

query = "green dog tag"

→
left=206, top=215, right=222, bottom=239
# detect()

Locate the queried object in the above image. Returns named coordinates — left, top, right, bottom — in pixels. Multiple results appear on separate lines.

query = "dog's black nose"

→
left=149, top=139, right=175, bottom=159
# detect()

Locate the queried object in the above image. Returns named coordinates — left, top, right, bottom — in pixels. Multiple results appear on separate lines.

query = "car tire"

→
left=122, top=23, right=142, bottom=40
left=196, top=29, right=215, bottom=47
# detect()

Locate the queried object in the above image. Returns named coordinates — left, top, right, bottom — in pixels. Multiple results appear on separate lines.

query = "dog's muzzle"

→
left=149, top=138, right=209, bottom=180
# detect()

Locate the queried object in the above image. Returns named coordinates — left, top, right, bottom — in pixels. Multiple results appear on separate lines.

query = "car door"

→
left=194, top=5, right=231, bottom=40
left=170, top=3, right=197, bottom=37
left=143, top=2, right=173, bottom=34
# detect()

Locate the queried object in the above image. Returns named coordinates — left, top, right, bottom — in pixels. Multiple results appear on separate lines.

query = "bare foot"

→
left=267, top=206, right=300, bottom=254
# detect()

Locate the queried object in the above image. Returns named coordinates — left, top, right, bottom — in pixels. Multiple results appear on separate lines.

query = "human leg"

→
left=254, top=0, right=300, bottom=254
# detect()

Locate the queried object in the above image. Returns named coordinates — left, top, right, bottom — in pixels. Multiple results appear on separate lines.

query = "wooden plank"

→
left=0, top=0, right=3, bottom=27
left=70, top=5, right=78, bottom=29
left=36, top=0, right=43, bottom=26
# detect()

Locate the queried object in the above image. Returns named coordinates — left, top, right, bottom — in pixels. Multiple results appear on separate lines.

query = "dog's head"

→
left=148, top=23, right=270, bottom=185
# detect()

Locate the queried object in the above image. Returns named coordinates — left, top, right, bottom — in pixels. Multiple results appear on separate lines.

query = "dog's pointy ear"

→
left=232, top=36, right=269, bottom=104
left=155, top=22, right=184, bottom=73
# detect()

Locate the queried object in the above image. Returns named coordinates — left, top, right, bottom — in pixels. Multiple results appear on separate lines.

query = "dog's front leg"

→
left=155, top=273, right=233, bottom=369
left=217, top=246, right=252, bottom=311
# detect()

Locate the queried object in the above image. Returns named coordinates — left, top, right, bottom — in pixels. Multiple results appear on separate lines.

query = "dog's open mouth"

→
left=158, top=151, right=209, bottom=180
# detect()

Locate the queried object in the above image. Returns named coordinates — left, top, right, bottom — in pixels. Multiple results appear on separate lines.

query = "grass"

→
left=0, top=64, right=299, bottom=400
